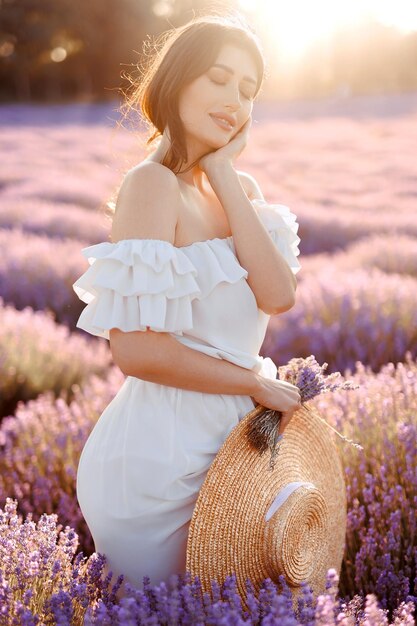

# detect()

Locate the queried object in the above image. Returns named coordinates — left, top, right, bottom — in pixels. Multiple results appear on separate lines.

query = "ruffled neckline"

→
left=81, top=236, right=248, bottom=303
left=112, top=234, right=234, bottom=251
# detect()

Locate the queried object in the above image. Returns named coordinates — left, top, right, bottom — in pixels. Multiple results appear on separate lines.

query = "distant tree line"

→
left=274, top=20, right=417, bottom=100
left=0, top=0, right=417, bottom=103
left=0, top=0, right=211, bottom=102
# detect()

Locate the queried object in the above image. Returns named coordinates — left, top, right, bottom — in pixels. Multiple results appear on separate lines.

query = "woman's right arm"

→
left=110, top=325, right=261, bottom=396
left=110, top=325, right=301, bottom=420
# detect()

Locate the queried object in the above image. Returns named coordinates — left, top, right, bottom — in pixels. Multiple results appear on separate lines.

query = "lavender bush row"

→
left=1, top=172, right=107, bottom=210
left=62, top=568, right=417, bottom=625
left=0, top=366, right=125, bottom=556
left=0, top=495, right=415, bottom=625
left=0, top=297, right=112, bottom=418
left=244, top=116, right=416, bottom=218
left=0, top=158, right=114, bottom=211
left=0, top=227, right=95, bottom=326
left=291, top=207, right=417, bottom=256
left=307, top=352, right=417, bottom=612
left=0, top=497, right=123, bottom=625
left=298, top=234, right=417, bottom=279
left=0, top=199, right=109, bottom=243
left=262, top=267, right=417, bottom=374
left=0, top=125, right=130, bottom=209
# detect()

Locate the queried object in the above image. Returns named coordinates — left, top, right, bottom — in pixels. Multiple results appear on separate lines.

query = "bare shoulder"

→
left=111, top=162, right=181, bottom=244
left=121, top=161, right=179, bottom=201
left=128, top=160, right=178, bottom=182
left=236, top=170, right=265, bottom=201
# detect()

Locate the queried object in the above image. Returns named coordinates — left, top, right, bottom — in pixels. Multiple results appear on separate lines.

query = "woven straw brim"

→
left=186, top=403, right=347, bottom=612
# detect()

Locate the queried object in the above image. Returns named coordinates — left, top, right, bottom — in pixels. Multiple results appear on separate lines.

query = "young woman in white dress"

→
left=73, top=12, right=302, bottom=600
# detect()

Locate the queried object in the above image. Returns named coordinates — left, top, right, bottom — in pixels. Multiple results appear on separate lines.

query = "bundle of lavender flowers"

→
left=247, top=355, right=363, bottom=470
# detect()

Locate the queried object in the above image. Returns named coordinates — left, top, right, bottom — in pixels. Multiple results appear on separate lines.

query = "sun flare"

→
left=240, top=0, right=417, bottom=62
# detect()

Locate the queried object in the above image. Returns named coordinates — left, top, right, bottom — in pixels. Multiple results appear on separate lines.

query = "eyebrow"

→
left=211, top=63, right=257, bottom=85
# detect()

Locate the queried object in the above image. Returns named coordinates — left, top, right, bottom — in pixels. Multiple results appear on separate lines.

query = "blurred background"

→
left=1, top=0, right=417, bottom=104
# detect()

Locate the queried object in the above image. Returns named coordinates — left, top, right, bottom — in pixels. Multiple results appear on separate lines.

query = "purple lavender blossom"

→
left=0, top=366, right=125, bottom=556
left=0, top=198, right=109, bottom=244
left=263, top=268, right=417, bottom=375
left=0, top=296, right=112, bottom=418
left=0, top=227, right=98, bottom=327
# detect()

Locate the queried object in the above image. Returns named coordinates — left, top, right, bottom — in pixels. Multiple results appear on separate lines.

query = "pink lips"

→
left=209, top=114, right=234, bottom=131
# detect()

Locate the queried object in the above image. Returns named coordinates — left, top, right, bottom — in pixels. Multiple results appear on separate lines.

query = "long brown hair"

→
left=119, top=10, right=266, bottom=175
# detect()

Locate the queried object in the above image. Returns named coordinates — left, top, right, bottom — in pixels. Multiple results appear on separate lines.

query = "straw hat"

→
left=186, top=402, right=347, bottom=612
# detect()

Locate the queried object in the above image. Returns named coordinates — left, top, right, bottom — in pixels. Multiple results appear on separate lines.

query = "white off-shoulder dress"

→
left=72, top=198, right=301, bottom=591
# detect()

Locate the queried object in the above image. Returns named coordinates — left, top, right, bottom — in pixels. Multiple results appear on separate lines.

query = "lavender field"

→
left=0, top=96, right=416, bottom=624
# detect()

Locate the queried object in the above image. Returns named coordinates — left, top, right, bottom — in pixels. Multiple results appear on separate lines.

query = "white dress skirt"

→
left=72, top=198, right=301, bottom=594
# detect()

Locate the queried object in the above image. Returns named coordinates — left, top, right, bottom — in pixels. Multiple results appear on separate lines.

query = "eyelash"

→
left=209, top=78, right=253, bottom=101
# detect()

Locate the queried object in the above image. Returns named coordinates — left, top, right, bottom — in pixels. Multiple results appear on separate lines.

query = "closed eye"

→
left=209, top=78, right=253, bottom=101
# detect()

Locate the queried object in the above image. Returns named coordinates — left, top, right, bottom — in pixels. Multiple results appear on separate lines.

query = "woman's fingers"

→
left=277, top=400, right=302, bottom=437
left=277, top=413, right=292, bottom=437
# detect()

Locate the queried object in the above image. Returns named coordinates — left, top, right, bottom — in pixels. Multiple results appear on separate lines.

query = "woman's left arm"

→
left=206, top=160, right=296, bottom=315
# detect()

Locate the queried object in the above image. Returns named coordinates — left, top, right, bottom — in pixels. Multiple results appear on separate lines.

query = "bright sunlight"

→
left=240, top=0, right=417, bottom=62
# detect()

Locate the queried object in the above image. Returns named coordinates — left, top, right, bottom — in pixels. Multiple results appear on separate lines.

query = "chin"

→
left=185, top=125, right=229, bottom=155
left=211, top=136, right=230, bottom=147
left=208, top=129, right=232, bottom=145
left=196, top=134, right=228, bottom=151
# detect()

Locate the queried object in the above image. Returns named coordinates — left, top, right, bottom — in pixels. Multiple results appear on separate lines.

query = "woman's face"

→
left=177, top=43, right=259, bottom=155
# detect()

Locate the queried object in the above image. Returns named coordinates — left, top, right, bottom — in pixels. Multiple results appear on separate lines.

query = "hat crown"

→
left=264, top=484, right=329, bottom=585
left=265, top=481, right=316, bottom=521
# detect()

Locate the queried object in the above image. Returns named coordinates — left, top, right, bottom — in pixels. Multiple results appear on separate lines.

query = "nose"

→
left=224, top=83, right=243, bottom=110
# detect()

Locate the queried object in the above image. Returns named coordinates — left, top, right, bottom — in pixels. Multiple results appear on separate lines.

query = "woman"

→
left=73, top=12, right=302, bottom=598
